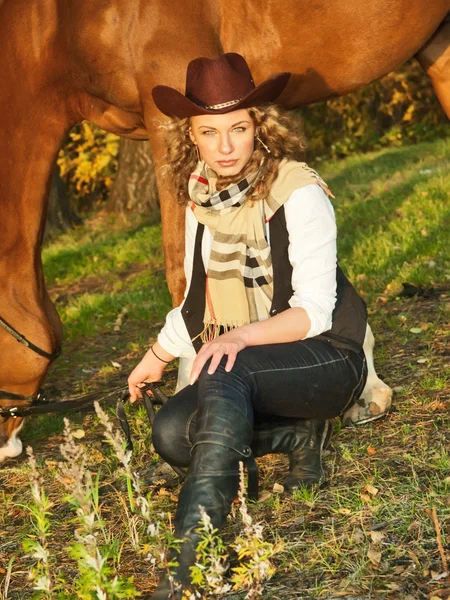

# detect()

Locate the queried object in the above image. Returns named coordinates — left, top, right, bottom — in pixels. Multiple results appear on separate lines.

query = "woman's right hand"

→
left=127, top=344, right=174, bottom=402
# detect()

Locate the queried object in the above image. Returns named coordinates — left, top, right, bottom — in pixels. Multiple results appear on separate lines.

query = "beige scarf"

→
left=188, top=159, right=332, bottom=342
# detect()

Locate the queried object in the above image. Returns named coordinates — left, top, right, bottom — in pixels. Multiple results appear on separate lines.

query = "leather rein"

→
left=0, top=315, right=183, bottom=473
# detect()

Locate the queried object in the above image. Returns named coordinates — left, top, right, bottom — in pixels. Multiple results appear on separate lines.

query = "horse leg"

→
left=415, top=16, right=450, bottom=118
left=343, top=323, right=393, bottom=425
left=175, top=357, right=194, bottom=392
left=0, top=420, right=24, bottom=462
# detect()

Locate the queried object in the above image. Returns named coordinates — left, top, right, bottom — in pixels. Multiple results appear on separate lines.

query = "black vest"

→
left=181, top=206, right=367, bottom=354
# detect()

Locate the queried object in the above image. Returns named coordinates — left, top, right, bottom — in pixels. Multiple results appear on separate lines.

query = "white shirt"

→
left=157, top=183, right=337, bottom=359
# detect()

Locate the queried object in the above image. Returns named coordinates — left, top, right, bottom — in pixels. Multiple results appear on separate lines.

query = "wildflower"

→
left=33, top=575, right=51, bottom=592
left=32, top=544, right=49, bottom=563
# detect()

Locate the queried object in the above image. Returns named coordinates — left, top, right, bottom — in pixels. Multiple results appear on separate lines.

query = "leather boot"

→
left=251, top=417, right=332, bottom=492
left=150, top=397, right=256, bottom=599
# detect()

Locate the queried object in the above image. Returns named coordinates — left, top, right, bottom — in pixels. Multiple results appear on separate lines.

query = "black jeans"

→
left=152, top=338, right=367, bottom=468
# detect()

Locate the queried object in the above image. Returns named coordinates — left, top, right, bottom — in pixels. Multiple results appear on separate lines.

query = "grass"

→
left=1, top=136, right=449, bottom=599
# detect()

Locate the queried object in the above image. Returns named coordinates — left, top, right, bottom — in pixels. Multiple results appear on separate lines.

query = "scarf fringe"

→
left=195, top=319, right=248, bottom=344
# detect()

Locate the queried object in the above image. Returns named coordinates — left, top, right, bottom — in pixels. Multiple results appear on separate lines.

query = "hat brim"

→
left=152, top=72, right=290, bottom=119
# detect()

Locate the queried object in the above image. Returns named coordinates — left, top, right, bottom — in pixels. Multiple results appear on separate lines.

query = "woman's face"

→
left=189, top=109, right=256, bottom=177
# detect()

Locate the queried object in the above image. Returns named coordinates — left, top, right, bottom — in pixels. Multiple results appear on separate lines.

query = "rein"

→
left=0, top=313, right=185, bottom=477
left=0, top=381, right=185, bottom=476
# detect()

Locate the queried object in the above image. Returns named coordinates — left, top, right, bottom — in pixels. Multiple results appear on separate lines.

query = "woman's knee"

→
left=152, top=403, right=194, bottom=467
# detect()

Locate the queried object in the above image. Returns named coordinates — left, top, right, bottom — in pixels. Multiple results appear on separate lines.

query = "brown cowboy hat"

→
left=152, top=53, right=290, bottom=118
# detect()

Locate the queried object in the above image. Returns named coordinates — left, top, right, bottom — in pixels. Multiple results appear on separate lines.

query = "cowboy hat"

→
left=152, top=53, right=290, bottom=118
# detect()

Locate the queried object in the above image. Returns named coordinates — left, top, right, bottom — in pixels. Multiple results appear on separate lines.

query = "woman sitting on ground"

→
left=128, top=53, right=368, bottom=599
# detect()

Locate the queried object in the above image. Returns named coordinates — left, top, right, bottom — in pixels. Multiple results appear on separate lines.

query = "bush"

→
left=301, top=60, right=448, bottom=160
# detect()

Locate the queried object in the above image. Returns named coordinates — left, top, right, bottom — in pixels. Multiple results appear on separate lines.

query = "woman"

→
left=128, top=53, right=367, bottom=599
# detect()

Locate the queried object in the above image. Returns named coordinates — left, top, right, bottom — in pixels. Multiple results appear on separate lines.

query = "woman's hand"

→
left=128, top=344, right=174, bottom=402
left=189, top=327, right=250, bottom=385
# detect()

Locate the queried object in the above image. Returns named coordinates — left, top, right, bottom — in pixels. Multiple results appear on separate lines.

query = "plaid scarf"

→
left=188, top=159, right=332, bottom=342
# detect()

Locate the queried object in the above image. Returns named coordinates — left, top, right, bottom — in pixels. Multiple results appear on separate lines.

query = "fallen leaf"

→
left=417, top=358, right=428, bottom=364
left=367, top=546, right=382, bottom=566
left=360, top=493, right=372, bottom=503
left=352, top=527, right=365, bottom=543
left=72, top=429, right=85, bottom=439
left=369, top=530, right=385, bottom=544
left=338, top=507, right=352, bottom=515
left=111, top=361, right=122, bottom=369
left=273, top=483, right=284, bottom=494
left=410, top=327, right=423, bottom=334
left=367, top=445, right=377, bottom=456
left=259, top=491, right=272, bottom=502
left=363, top=483, right=379, bottom=496
left=427, top=571, right=448, bottom=584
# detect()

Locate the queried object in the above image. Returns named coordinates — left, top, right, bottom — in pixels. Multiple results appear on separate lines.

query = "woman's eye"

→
left=201, top=130, right=216, bottom=135
left=233, top=127, right=246, bottom=132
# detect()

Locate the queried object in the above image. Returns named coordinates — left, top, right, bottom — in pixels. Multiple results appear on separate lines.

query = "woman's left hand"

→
left=189, top=327, right=250, bottom=385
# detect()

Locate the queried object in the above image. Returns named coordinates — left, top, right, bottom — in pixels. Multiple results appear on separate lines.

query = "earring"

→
left=256, top=136, right=271, bottom=154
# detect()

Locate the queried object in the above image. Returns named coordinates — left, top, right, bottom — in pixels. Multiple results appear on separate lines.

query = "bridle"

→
left=0, top=314, right=185, bottom=476
left=0, top=314, right=61, bottom=362
left=0, top=313, right=61, bottom=406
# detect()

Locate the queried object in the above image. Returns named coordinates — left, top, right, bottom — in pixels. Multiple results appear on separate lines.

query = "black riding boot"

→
left=251, top=417, right=332, bottom=492
left=150, top=397, right=256, bottom=599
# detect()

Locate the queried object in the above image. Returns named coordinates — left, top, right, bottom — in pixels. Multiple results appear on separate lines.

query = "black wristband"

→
left=151, top=345, right=172, bottom=364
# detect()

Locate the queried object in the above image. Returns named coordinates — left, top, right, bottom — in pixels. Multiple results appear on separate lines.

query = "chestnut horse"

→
left=0, top=0, right=448, bottom=461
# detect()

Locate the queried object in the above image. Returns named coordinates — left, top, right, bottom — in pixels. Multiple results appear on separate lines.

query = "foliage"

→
left=302, top=60, right=448, bottom=160
left=57, top=122, right=119, bottom=205
left=21, top=406, right=280, bottom=599
left=22, top=448, right=58, bottom=599
left=190, top=464, right=282, bottom=598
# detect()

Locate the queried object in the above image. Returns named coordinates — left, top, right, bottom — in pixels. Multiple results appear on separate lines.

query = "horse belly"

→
left=220, top=0, right=449, bottom=105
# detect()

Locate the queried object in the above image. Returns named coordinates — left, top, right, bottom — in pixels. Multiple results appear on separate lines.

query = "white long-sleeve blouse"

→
left=157, top=183, right=338, bottom=359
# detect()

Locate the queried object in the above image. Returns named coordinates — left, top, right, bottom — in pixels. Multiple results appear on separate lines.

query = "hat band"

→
left=202, top=97, right=243, bottom=110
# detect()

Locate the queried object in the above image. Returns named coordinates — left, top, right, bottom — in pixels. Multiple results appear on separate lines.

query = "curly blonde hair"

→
left=160, top=104, right=307, bottom=204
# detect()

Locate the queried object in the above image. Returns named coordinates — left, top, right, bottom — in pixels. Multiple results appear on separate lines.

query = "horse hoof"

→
left=343, top=378, right=393, bottom=426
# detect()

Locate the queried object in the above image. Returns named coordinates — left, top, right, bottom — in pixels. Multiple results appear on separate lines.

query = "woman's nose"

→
left=219, top=134, right=234, bottom=155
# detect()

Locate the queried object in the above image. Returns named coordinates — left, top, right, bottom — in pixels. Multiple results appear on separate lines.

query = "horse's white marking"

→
left=176, top=357, right=193, bottom=393
left=343, top=323, right=393, bottom=424
left=177, top=323, right=393, bottom=426
left=0, top=422, right=24, bottom=462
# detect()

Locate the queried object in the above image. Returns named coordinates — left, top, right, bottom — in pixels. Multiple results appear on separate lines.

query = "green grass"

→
left=2, top=137, right=449, bottom=599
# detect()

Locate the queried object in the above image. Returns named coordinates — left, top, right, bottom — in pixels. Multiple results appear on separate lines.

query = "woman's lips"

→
left=217, top=159, right=238, bottom=167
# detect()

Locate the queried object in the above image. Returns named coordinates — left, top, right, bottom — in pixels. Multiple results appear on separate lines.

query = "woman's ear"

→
left=188, top=128, right=196, bottom=145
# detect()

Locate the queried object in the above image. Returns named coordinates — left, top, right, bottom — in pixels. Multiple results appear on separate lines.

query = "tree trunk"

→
left=44, top=164, right=81, bottom=240
left=108, top=138, right=159, bottom=217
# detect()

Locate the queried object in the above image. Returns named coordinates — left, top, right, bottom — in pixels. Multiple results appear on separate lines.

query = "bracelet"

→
left=151, top=345, right=172, bottom=364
